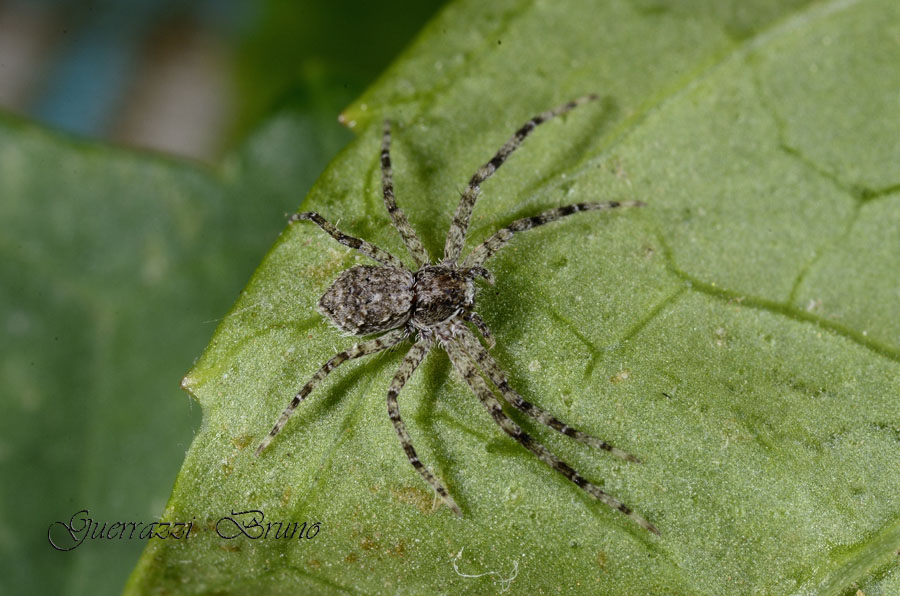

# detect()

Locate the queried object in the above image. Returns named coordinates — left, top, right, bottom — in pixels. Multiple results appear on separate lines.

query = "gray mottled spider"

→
left=256, top=95, right=656, bottom=534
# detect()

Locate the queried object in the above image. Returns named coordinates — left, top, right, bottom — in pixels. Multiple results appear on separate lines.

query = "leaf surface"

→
left=127, top=0, right=900, bottom=593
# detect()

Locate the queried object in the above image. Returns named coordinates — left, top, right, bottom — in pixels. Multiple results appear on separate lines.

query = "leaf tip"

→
left=180, top=374, right=196, bottom=393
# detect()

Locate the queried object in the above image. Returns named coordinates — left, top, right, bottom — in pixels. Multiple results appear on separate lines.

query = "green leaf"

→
left=124, top=0, right=898, bottom=593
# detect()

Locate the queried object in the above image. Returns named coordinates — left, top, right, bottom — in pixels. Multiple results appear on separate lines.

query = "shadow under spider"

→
left=414, top=350, right=466, bottom=512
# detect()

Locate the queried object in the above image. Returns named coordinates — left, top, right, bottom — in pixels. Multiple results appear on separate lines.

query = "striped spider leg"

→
left=443, top=334, right=658, bottom=534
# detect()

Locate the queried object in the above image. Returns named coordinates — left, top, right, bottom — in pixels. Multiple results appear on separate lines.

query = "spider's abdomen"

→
left=411, top=265, right=474, bottom=328
left=319, top=265, right=414, bottom=335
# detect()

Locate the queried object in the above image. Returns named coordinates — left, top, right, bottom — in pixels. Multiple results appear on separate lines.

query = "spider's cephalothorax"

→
left=256, top=96, right=658, bottom=534
left=410, top=265, right=481, bottom=329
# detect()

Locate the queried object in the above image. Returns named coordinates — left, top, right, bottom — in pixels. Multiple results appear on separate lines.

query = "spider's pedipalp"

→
left=444, top=339, right=658, bottom=534
left=462, top=311, right=495, bottom=348
left=443, top=94, right=600, bottom=264
left=256, top=329, right=407, bottom=456
left=464, top=265, right=494, bottom=285
left=455, top=326, right=639, bottom=463
left=290, top=211, right=405, bottom=269
left=463, top=200, right=645, bottom=268
left=381, top=120, right=430, bottom=266
left=410, top=266, right=475, bottom=329
left=386, top=338, right=462, bottom=516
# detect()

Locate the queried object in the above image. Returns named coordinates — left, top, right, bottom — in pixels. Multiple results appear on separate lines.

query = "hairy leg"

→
left=444, top=95, right=600, bottom=264
left=290, top=212, right=406, bottom=269
left=387, top=338, right=461, bottom=516
left=381, top=120, right=431, bottom=266
left=455, top=325, right=638, bottom=462
left=256, top=329, right=407, bottom=456
left=464, top=201, right=644, bottom=268
left=444, top=339, right=658, bottom=534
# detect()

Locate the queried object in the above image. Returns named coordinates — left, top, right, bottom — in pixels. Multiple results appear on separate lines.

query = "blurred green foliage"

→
left=234, top=0, right=446, bottom=141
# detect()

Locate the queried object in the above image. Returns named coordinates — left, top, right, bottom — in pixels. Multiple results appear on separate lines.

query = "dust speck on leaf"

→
left=280, top=487, right=292, bottom=507
left=610, top=369, right=631, bottom=383
left=391, top=486, right=434, bottom=513
left=231, top=434, right=253, bottom=449
left=714, top=327, right=728, bottom=347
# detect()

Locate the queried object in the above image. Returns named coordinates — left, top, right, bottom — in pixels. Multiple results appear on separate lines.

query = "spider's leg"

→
left=444, top=340, right=658, bottom=534
left=381, top=120, right=431, bottom=266
left=462, top=311, right=495, bottom=349
left=463, top=200, right=644, bottom=268
left=456, top=325, right=639, bottom=462
left=289, top=212, right=405, bottom=269
left=387, top=338, right=462, bottom=516
left=443, top=95, right=599, bottom=264
left=256, top=329, right=407, bottom=456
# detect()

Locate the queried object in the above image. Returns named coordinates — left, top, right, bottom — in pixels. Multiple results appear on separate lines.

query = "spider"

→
left=255, top=95, right=657, bottom=534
